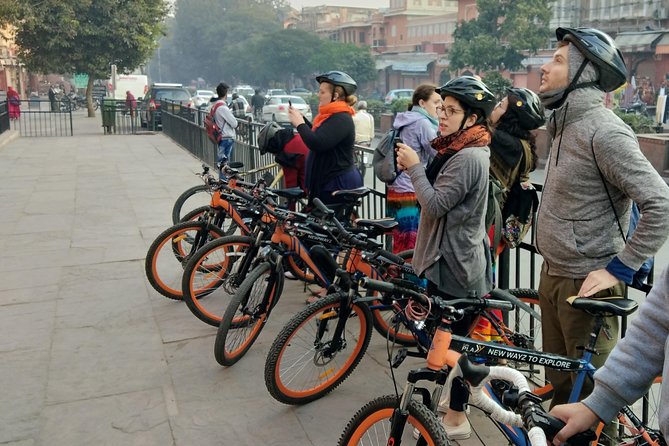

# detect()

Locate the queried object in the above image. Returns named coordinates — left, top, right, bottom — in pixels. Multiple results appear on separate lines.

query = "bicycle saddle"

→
left=331, top=186, right=371, bottom=198
left=355, top=218, right=398, bottom=232
left=271, top=187, right=305, bottom=200
left=566, top=296, right=638, bottom=317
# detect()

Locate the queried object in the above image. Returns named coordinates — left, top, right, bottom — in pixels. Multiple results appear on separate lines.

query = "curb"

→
left=0, top=129, right=19, bottom=149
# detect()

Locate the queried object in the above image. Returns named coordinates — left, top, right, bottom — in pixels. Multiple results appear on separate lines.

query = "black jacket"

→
left=297, top=112, right=356, bottom=200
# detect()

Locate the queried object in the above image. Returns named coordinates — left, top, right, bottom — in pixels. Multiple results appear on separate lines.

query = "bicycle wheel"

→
left=181, top=235, right=255, bottom=327
left=369, top=250, right=418, bottom=346
left=172, top=185, right=211, bottom=225
left=180, top=205, right=209, bottom=223
left=339, top=395, right=449, bottom=446
left=214, top=262, right=285, bottom=366
left=145, top=221, right=226, bottom=300
left=264, top=292, right=373, bottom=405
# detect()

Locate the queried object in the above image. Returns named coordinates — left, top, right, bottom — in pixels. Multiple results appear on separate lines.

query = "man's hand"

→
left=288, top=106, right=304, bottom=127
left=578, top=269, right=619, bottom=297
left=550, top=403, right=599, bottom=445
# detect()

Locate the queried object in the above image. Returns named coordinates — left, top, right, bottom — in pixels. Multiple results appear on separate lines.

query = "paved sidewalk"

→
left=0, top=114, right=503, bottom=446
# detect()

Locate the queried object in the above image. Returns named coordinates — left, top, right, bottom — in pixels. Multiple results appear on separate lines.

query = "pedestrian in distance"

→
left=213, top=82, right=238, bottom=177
left=395, top=76, right=497, bottom=440
left=251, top=89, right=265, bottom=122
left=386, top=84, right=440, bottom=253
left=48, top=85, right=57, bottom=112
left=230, top=93, right=246, bottom=119
left=535, top=26, right=669, bottom=408
left=7, top=86, right=21, bottom=120
left=550, top=264, right=669, bottom=445
left=287, top=70, right=363, bottom=207
left=352, top=100, right=374, bottom=146
left=125, top=90, right=136, bottom=117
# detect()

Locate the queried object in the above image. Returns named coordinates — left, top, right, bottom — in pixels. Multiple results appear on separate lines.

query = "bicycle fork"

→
left=389, top=368, right=448, bottom=445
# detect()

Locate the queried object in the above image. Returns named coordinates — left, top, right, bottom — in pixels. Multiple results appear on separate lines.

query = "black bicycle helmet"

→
left=506, top=87, right=545, bottom=130
left=556, top=27, right=628, bottom=92
left=315, top=70, right=357, bottom=96
left=436, top=76, right=496, bottom=119
left=258, top=121, right=283, bottom=155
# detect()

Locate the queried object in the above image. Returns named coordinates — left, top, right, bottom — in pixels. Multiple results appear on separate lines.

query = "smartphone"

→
left=288, top=100, right=292, bottom=107
left=392, top=136, right=403, bottom=171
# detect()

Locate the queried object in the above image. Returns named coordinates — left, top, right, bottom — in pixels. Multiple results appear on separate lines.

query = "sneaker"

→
left=284, top=270, right=297, bottom=280
left=441, top=417, right=471, bottom=440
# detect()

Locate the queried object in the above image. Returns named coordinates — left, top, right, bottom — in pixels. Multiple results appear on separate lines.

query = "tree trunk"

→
left=86, top=74, right=96, bottom=118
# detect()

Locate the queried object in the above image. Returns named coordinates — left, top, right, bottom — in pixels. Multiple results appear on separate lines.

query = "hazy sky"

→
left=289, top=0, right=388, bottom=10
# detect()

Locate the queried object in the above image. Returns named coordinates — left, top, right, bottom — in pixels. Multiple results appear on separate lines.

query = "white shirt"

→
left=353, top=110, right=374, bottom=144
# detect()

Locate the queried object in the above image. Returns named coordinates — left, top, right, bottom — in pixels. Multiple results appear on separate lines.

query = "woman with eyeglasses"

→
left=489, top=88, right=545, bottom=252
left=386, top=84, right=440, bottom=254
left=396, top=75, right=496, bottom=441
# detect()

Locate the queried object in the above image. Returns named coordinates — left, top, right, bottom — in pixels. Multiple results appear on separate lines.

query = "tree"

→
left=311, top=41, right=378, bottom=85
left=13, top=0, right=168, bottom=116
left=482, top=70, right=513, bottom=100
left=152, top=0, right=286, bottom=85
left=449, top=0, right=551, bottom=73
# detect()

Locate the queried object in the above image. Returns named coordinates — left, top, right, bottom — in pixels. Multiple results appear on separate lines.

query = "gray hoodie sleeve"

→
left=593, top=125, right=669, bottom=270
left=581, top=266, right=669, bottom=423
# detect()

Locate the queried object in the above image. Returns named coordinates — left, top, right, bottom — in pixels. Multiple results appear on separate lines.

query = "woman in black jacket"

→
left=288, top=71, right=363, bottom=206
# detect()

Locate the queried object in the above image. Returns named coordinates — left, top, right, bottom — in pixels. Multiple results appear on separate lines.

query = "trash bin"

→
left=102, top=98, right=117, bottom=134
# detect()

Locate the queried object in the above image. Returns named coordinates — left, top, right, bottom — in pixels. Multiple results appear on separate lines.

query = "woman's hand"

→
left=396, top=143, right=420, bottom=171
left=288, top=106, right=305, bottom=127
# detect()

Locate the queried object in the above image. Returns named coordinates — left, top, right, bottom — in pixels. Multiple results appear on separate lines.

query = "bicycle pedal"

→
left=391, top=348, right=408, bottom=368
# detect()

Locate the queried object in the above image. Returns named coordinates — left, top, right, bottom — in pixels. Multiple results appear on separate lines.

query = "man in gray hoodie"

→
left=550, top=265, right=669, bottom=444
left=536, top=27, right=669, bottom=407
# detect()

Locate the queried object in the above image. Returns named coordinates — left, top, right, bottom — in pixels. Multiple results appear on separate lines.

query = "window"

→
left=391, top=25, right=396, bottom=37
left=359, top=31, right=366, bottom=43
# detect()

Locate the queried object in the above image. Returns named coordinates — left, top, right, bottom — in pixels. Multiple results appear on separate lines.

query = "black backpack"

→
left=372, top=127, right=402, bottom=184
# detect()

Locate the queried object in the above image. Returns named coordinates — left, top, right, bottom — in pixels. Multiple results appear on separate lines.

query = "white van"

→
left=108, top=74, right=149, bottom=100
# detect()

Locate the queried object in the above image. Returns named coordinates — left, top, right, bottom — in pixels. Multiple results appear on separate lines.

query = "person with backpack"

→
left=396, top=76, right=496, bottom=440
left=535, top=27, right=669, bottom=409
left=287, top=70, right=363, bottom=207
left=386, top=84, right=440, bottom=253
left=230, top=93, right=247, bottom=119
left=488, top=87, right=545, bottom=253
left=212, top=82, right=238, bottom=176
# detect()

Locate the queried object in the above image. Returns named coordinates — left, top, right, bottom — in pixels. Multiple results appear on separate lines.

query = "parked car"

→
left=262, top=95, right=312, bottom=124
left=290, top=87, right=312, bottom=99
left=140, top=83, right=192, bottom=128
left=233, top=85, right=255, bottom=98
left=191, top=90, right=216, bottom=108
left=267, top=88, right=288, bottom=97
left=384, top=88, right=414, bottom=105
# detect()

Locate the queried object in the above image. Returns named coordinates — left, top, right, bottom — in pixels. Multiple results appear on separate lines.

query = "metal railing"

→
left=8, top=99, right=73, bottom=136
left=160, top=100, right=386, bottom=221
left=0, top=101, right=9, bottom=134
left=100, top=99, right=141, bottom=135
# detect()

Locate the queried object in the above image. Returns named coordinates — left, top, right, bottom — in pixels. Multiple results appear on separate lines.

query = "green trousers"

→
left=538, top=264, right=624, bottom=407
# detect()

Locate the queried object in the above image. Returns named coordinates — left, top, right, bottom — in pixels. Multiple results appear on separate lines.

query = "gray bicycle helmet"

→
left=436, top=76, right=496, bottom=119
left=506, top=88, right=545, bottom=130
left=315, top=71, right=357, bottom=96
left=258, top=121, right=283, bottom=155
left=557, top=27, right=628, bottom=92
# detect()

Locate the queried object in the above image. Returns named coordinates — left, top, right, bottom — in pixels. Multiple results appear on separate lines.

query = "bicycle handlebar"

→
left=457, top=355, right=596, bottom=446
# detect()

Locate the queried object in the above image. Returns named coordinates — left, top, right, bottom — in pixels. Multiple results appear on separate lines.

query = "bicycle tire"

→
left=264, top=291, right=373, bottom=405
left=180, top=205, right=209, bottom=223
left=338, top=395, right=449, bottom=446
left=214, top=262, right=284, bottom=366
left=172, top=184, right=210, bottom=225
left=181, top=235, right=255, bottom=326
left=144, top=221, right=226, bottom=300
left=369, top=249, right=419, bottom=346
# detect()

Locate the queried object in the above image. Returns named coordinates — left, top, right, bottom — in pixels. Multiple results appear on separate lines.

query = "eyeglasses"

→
left=437, top=106, right=464, bottom=117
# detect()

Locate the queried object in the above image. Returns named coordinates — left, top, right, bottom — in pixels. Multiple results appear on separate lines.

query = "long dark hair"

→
left=494, top=111, right=538, bottom=171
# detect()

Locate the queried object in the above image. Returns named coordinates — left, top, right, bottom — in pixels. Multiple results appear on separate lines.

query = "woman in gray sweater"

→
left=396, top=76, right=496, bottom=440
